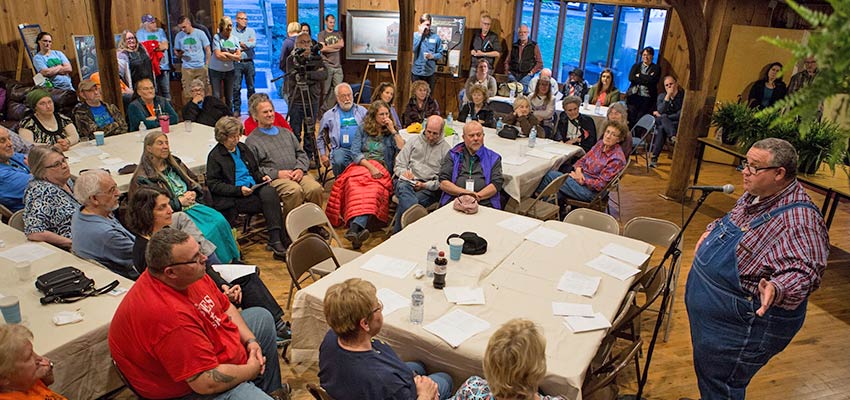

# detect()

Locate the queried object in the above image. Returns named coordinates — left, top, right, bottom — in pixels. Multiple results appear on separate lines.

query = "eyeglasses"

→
left=164, top=251, right=205, bottom=269
left=46, top=157, right=69, bottom=169
left=372, top=300, right=384, bottom=314
left=740, top=160, right=780, bottom=175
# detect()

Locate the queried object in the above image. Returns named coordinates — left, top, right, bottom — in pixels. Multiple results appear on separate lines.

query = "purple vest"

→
left=440, top=144, right=501, bottom=209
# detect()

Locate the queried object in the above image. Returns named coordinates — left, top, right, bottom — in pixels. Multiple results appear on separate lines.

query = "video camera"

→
left=290, top=42, right=324, bottom=74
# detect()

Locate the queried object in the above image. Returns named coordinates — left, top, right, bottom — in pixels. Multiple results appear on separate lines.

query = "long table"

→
left=290, top=204, right=653, bottom=398
left=68, top=123, right=217, bottom=191
left=402, top=125, right=584, bottom=205
left=0, top=224, right=134, bottom=399
left=694, top=137, right=850, bottom=228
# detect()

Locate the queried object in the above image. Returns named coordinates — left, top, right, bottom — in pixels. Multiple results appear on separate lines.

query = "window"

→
left=538, top=0, right=561, bottom=70
left=298, top=2, right=320, bottom=40
left=583, top=4, right=616, bottom=85
left=610, top=7, right=645, bottom=92
left=559, top=4, right=588, bottom=81
left=323, top=0, right=338, bottom=31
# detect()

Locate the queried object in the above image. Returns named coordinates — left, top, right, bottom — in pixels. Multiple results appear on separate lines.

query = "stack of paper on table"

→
left=497, top=215, right=541, bottom=234
left=557, top=271, right=601, bottom=297
left=552, top=302, right=594, bottom=317
left=376, top=288, right=410, bottom=316
left=600, top=243, right=650, bottom=266
left=424, top=309, right=490, bottom=348
left=360, top=254, right=418, bottom=279
left=585, top=255, right=641, bottom=281
left=525, top=226, right=567, bottom=247
left=563, top=312, right=612, bottom=333
left=212, top=264, right=257, bottom=283
left=443, top=287, right=486, bottom=305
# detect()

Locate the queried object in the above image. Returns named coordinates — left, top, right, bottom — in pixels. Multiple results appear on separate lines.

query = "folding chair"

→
left=307, top=383, right=335, bottom=400
left=284, top=233, right=341, bottom=308
left=8, top=209, right=25, bottom=232
left=285, top=203, right=361, bottom=266
left=563, top=208, right=620, bottom=235
left=400, top=204, right=429, bottom=229
left=629, top=114, right=656, bottom=171
left=563, top=160, right=629, bottom=221
left=517, top=173, right=568, bottom=221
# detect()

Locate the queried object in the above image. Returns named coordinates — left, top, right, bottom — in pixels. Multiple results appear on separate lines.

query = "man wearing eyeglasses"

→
left=109, top=228, right=288, bottom=400
left=686, top=138, right=829, bottom=400
left=320, top=278, right=452, bottom=399
left=71, top=169, right=138, bottom=279
left=787, top=56, right=818, bottom=94
left=649, top=75, right=684, bottom=168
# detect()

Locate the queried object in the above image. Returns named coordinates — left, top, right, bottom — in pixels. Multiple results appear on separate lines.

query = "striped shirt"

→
left=575, top=141, right=626, bottom=192
left=705, top=180, right=829, bottom=309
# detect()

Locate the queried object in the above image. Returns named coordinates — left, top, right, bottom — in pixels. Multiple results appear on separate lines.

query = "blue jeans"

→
left=537, top=171, right=597, bottom=203
left=406, top=361, right=453, bottom=400
left=331, top=147, right=355, bottom=177
left=233, top=61, right=255, bottom=114
left=156, top=71, right=171, bottom=101
left=288, top=101, right=319, bottom=161
left=350, top=215, right=370, bottom=230
left=240, top=307, right=282, bottom=394
left=394, top=180, right=439, bottom=233
left=652, top=114, right=679, bottom=158
left=209, top=69, right=236, bottom=113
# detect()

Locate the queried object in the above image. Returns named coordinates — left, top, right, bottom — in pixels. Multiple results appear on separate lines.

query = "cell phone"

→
left=250, top=180, right=271, bottom=190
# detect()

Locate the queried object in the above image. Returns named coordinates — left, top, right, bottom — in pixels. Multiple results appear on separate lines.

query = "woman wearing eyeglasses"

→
left=22, top=145, right=78, bottom=250
left=117, top=30, right=155, bottom=93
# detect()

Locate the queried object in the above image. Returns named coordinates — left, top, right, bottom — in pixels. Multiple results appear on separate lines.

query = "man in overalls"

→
left=686, top=138, right=829, bottom=399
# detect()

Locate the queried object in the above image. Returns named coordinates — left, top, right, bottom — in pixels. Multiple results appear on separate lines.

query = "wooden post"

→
left=90, top=0, right=123, bottom=115
left=396, top=0, right=414, bottom=113
left=287, top=0, right=299, bottom=24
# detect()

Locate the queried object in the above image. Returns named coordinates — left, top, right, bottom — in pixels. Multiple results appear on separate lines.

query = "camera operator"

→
left=285, top=32, right=327, bottom=169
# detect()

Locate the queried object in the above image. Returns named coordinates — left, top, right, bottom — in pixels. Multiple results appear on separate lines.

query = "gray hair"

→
left=28, top=145, right=64, bottom=180
left=334, top=82, right=353, bottom=97
left=74, top=169, right=111, bottom=205
left=146, top=227, right=190, bottom=274
left=752, top=138, right=798, bottom=178
left=249, top=94, right=274, bottom=118
left=214, top=116, right=243, bottom=143
left=562, top=95, right=582, bottom=109
left=607, top=102, right=628, bottom=121
left=190, top=78, right=205, bottom=91
left=0, top=325, right=33, bottom=379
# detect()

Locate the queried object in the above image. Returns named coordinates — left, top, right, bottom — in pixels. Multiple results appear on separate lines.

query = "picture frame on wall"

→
left=346, top=10, right=400, bottom=61
left=72, top=35, right=98, bottom=81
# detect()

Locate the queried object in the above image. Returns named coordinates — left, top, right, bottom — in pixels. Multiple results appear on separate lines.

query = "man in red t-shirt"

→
left=108, top=228, right=284, bottom=399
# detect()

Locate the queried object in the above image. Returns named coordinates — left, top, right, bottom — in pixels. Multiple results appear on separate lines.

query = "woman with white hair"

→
left=182, top=78, right=231, bottom=126
left=0, top=325, right=65, bottom=399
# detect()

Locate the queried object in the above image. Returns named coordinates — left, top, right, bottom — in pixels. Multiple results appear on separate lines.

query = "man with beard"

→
left=318, top=83, right=368, bottom=177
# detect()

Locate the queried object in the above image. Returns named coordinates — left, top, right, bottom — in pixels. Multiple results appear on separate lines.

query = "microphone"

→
left=688, top=184, right=735, bottom=194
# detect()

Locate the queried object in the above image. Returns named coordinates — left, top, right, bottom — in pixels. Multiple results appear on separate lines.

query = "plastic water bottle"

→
left=452, top=131, right=460, bottom=146
left=595, top=98, right=602, bottom=115
left=426, top=245, right=438, bottom=278
left=496, top=117, right=504, bottom=131
left=509, top=87, right=516, bottom=100
left=583, top=93, right=590, bottom=107
left=528, top=126, right=537, bottom=148
left=446, top=112, right=453, bottom=127
left=410, top=286, right=425, bottom=325
left=137, top=121, right=147, bottom=142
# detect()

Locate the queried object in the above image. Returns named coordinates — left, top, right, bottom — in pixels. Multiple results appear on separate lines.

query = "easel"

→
left=16, top=24, right=41, bottom=81
left=15, top=48, right=35, bottom=81
left=357, top=59, right=395, bottom=103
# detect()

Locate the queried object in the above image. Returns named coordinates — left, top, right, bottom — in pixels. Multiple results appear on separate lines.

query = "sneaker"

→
left=276, top=323, right=292, bottom=347
left=356, top=228, right=370, bottom=245
left=344, top=229, right=361, bottom=249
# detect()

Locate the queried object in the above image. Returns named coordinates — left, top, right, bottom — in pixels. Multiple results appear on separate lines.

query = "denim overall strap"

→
left=685, top=201, right=815, bottom=400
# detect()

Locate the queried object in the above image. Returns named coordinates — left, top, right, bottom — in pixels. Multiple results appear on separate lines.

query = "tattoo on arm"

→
left=206, top=369, right=236, bottom=383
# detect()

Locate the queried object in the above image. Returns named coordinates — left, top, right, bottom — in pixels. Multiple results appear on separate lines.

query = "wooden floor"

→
left=228, top=153, right=850, bottom=400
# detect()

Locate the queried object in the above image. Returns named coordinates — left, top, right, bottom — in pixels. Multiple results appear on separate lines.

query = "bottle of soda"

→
left=410, top=286, right=425, bottom=325
left=432, top=251, right=447, bottom=289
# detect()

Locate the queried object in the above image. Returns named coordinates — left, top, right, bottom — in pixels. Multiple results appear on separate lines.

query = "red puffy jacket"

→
left=325, top=160, right=393, bottom=227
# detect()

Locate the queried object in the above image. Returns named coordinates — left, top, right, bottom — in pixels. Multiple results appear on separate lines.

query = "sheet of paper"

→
left=525, top=226, right=567, bottom=247
left=69, top=146, right=103, bottom=157
left=586, top=254, right=642, bottom=281
left=0, top=243, right=55, bottom=263
left=526, top=148, right=558, bottom=159
left=359, top=254, right=417, bottom=279
left=501, top=155, right=529, bottom=166
left=497, top=215, right=541, bottom=234
left=541, top=145, right=575, bottom=156
left=557, top=271, right=601, bottom=297
left=424, top=309, right=491, bottom=348
left=600, top=243, right=650, bottom=267
left=443, top=287, right=486, bottom=305
left=377, top=288, right=410, bottom=316
left=211, top=264, right=257, bottom=283
left=552, top=302, right=594, bottom=317
left=563, top=312, right=611, bottom=333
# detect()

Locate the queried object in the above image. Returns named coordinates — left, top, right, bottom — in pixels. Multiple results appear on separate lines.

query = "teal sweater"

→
left=128, top=96, right=179, bottom=132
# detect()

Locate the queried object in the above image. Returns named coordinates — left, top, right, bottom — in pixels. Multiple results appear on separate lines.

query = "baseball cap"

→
left=78, top=79, right=98, bottom=92
left=141, top=14, right=156, bottom=23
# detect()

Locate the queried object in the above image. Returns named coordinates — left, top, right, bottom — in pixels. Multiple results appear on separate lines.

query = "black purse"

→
left=35, top=266, right=119, bottom=305
left=498, top=125, right=520, bottom=140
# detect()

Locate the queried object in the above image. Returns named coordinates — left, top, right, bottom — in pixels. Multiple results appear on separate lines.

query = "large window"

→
left=298, top=0, right=320, bottom=39
left=323, top=0, right=338, bottom=30
left=516, top=1, right=669, bottom=85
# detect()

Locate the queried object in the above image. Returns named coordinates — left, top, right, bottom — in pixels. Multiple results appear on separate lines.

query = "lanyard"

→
left=467, top=156, right=475, bottom=178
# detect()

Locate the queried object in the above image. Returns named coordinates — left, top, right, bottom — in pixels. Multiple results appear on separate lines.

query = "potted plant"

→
left=710, top=102, right=753, bottom=145
left=794, top=120, right=849, bottom=174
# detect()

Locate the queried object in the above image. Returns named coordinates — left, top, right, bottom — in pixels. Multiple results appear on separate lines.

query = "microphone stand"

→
left=621, top=189, right=713, bottom=400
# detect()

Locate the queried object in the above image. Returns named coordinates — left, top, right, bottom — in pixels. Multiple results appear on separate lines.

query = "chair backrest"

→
left=286, top=203, right=344, bottom=245
left=400, top=204, right=429, bottom=229
left=0, top=204, right=12, bottom=222
left=622, top=217, right=680, bottom=252
left=8, top=209, right=24, bottom=232
left=563, top=208, right=620, bottom=235
left=307, top=383, right=335, bottom=400
left=633, top=114, right=655, bottom=136
left=285, top=233, right=339, bottom=290
left=489, top=100, right=514, bottom=115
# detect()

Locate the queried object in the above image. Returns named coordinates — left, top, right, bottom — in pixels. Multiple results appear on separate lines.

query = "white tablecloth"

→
left=290, top=205, right=653, bottom=398
left=0, top=224, right=135, bottom=399
left=401, top=125, right=583, bottom=204
left=67, top=123, right=217, bottom=191
left=490, top=96, right=609, bottom=136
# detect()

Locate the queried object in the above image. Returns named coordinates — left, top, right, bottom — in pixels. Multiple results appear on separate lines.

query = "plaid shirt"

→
left=705, top=180, right=829, bottom=309
left=575, top=142, right=626, bottom=192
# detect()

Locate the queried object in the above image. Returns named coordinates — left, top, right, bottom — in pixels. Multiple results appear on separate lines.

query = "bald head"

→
left=423, top=115, right=445, bottom=145
left=540, top=68, right=552, bottom=80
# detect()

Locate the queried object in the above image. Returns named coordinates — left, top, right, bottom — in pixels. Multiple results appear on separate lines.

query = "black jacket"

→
left=206, top=142, right=265, bottom=211
left=747, top=79, right=787, bottom=109
left=508, top=40, right=538, bottom=76
left=556, top=113, right=597, bottom=152
left=458, top=102, right=496, bottom=128
left=182, top=96, right=231, bottom=127
left=627, top=62, right=661, bottom=100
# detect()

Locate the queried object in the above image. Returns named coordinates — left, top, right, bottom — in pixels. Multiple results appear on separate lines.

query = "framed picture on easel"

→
left=346, top=10, right=399, bottom=61
left=16, top=24, right=42, bottom=80
left=72, top=35, right=99, bottom=81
